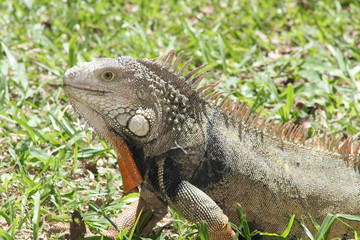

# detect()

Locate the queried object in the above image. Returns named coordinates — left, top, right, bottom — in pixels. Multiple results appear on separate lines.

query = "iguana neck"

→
left=142, top=105, right=211, bottom=158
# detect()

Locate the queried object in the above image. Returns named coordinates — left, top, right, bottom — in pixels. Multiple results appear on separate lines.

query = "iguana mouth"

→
left=64, top=84, right=112, bottom=95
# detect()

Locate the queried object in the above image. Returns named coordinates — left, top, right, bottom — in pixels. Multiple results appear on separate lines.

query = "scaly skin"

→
left=63, top=51, right=360, bottom=239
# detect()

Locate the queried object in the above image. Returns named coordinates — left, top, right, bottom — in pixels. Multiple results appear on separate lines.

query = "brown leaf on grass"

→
left=295, top=99, right=308, bottom=110
left=70, top=210, right=87, bottom=240
left=294, top=100, right=325, bottom=129
left=48, top=222, right=69, bottom=235
left=41, top=19, right=52, bottom=31
left=309, top=103, right=325, bottom=115
left=85, top=161, right=99, bottom=175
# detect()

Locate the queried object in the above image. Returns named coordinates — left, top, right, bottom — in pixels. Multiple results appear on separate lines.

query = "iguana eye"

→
left=101, top=71, right=115, bottom=81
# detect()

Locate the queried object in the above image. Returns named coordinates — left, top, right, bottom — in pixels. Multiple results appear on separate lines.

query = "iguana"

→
left=63, top=50, right=360, bottom=239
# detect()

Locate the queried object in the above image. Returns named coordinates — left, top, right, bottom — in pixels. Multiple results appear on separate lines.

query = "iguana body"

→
left=63, top=50, right=360, bottom=239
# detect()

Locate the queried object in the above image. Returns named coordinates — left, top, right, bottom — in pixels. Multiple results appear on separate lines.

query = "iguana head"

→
left=63, top=51, right=208, bottom=147
left=64, top=56, right=161, bottom=145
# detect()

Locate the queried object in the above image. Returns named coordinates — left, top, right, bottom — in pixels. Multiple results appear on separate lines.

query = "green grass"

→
left=0, top=0, right=359, bottom=239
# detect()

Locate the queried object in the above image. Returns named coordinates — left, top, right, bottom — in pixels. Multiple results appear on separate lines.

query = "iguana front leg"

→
left=169, top=182, right=235, bottom=240
left=149, top=158, right=236, bottom=240
left=104, top=186, right=168, bottom=238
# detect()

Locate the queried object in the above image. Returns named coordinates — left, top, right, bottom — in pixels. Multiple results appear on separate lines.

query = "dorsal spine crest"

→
left=144, top=50, right=359, bottom=167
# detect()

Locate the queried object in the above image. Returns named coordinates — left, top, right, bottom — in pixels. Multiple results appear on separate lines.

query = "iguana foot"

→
left=209, top=223, right=236, bottom=240
left=102, top=187, right=168, bottom=237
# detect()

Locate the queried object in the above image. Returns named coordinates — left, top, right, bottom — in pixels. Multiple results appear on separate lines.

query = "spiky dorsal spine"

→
left=147, top=50, right=360, bottom=169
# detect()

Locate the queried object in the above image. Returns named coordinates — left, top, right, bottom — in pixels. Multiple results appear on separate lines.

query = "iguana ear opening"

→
left=136, top=89, right=147, bottom=101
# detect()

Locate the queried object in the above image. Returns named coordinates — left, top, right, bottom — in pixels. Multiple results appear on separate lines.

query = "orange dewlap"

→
left=108, top=134, right=144, bottom=193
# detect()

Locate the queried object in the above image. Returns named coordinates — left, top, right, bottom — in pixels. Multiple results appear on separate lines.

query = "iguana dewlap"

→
left=64, top=50, right=360, bottom=239
left=107, top=133, right=143, bottom=193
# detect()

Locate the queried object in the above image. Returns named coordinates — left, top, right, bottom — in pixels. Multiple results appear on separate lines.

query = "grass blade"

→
left=260, top=215, right=295, bottom=238
left=68, top=36, right=78, bottom=68
left=0, top=229, right=14, bottom=240
left=32, top=191, right=41, bottom=240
